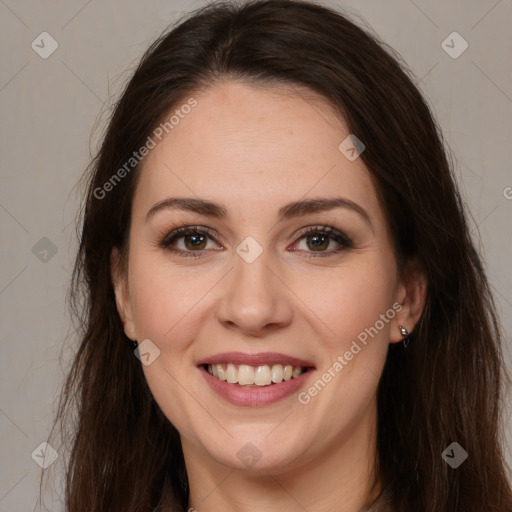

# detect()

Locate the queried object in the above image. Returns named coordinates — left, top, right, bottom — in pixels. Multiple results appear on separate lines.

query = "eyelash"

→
left=158, top=225, right=353, bottom=260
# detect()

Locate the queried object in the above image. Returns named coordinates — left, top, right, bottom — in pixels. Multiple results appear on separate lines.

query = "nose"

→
left=215, top=246, right=293, bottom=337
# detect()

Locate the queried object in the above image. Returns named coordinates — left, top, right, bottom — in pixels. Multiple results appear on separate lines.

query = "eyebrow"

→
left=146, top=196, right=372, bottom=228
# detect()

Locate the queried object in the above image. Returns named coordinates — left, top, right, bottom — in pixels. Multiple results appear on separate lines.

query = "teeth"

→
left=271, top=364, right=284, bottom=383
left=238, top=364, right=254, bottom=385
left=292, top=366, right=302, bottom=378
left=254, top=365, right=272, bottom=386
left=206, top=363, right=307, bottom=386
left=225, top=363, right=237, bottom=383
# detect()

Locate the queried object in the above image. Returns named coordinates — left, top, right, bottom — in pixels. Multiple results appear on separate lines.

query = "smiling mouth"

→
left=204, top=363, right=311, bottom=387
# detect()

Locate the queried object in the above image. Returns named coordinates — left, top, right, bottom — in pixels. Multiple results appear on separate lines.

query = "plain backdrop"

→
left=1, top=0, right=511, bottom=510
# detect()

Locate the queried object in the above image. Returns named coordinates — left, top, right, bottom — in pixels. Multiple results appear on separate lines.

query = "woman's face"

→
left=113, top=81, right=423, bottom=475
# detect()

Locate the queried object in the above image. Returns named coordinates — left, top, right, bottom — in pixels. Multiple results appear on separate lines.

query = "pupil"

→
left=186, top=234, right=205, bottom=249
left=308, top=234, right=328, bottom=250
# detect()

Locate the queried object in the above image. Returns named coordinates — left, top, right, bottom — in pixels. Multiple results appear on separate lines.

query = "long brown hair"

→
left=47, top=1, right=512, bottom=510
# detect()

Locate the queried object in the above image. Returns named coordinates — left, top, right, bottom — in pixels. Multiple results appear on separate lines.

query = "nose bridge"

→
left=216, top=236, right=292, bottom=334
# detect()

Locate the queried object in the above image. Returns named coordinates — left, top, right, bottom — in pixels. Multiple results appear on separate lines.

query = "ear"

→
left=389, top=258, right=427, bottom=344
left=111, top=247, right=137, bottom=341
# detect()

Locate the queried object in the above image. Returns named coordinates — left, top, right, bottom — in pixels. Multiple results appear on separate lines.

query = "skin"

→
left=112, top=81, right=426, bottom=512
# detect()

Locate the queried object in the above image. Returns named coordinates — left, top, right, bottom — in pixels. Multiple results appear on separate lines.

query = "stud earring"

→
left=399, top=325, right=409, bottom=347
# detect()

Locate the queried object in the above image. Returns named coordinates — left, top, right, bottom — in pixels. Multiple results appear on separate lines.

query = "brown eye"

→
left=160, top=226, right=221, bottom=258
left=305, top=233, right=330, bottom=251
left=292, top=226, right=353, bottom=258
left=183, top=233, right=207, bottom=250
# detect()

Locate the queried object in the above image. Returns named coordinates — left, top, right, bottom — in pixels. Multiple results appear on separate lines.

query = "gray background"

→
left=1, top=0, right=511, bottom=510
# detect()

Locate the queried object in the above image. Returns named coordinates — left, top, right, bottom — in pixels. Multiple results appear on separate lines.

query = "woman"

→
left=50, top=0, right=512, bottom=510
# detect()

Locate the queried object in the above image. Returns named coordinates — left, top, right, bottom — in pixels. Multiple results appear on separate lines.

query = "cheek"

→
left=295, top=258, right=396, bottom=348
left=127, top=252, right=208, bottom=344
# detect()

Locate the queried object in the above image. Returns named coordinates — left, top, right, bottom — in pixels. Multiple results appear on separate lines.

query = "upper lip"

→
left=197, top=351, right=315, bottom=368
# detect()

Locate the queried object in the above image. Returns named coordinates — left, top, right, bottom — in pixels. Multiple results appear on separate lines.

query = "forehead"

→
left=133, top=81, right=382, bottom=223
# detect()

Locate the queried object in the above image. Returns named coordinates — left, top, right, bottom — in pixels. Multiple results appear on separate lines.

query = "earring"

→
left=399, top=325, right=409, bottom=347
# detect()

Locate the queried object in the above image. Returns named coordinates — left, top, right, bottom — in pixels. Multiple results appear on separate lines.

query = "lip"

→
left=199, top=365, right=315, bottom=407
left=196, top=351, right=315, bottom=368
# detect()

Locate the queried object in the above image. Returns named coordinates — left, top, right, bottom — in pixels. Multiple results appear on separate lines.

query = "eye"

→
left=291, top=225, right=353, bottom=258
left=159, top=226, right=222, bottom=258
left=158, top=224, right=353, bottom=259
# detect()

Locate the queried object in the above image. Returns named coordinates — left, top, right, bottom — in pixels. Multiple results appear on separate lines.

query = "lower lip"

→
left=199, top=366, right=315, bottom=407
